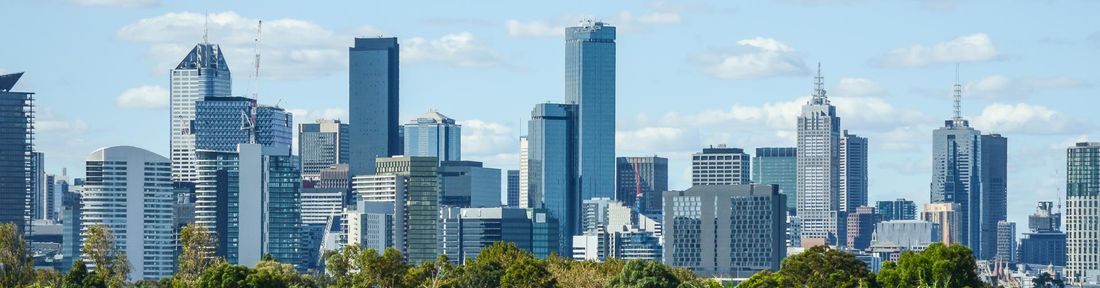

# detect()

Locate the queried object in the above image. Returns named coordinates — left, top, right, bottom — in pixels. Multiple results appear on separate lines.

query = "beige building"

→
left=922, top=203, right=961, bottom=245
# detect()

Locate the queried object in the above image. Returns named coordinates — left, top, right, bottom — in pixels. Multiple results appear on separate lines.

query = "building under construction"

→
left=0, top=72, right=34, bottom=234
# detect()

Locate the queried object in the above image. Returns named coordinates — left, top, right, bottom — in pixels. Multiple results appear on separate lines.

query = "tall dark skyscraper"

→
left=506, top=170, right=520, bottom=207
left=565, top=21, right=616, bottom=202
left=980, top=133, right=1007, bottom=260
left=754, top=147, right=797, bottom=214
left=615, top=156, right=668, bottom=216
left=839, top=130, right=868, bottom=214
left=349, top=37, right=400, bottom=176
left=0, top=72, right=33, bottom=234
left=527, top=103, right=578, bottom=254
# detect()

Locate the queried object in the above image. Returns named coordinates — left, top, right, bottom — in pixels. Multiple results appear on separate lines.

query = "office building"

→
left=82, top=146, right=174, bottom=280
left=980, top=133, right=1008, bottom=260
left=839, top=130, right=868, bottom=213
left=1019, top=201, right=1065, bottom=266
left=692, top=145, right=750, bottom=186
left=581, top=198, right=661, bottom=235
left=440, top=207, right=532, bottom=264
left=995, top=221, right=1016, bottom=263
left=170, top=43, right=231, bottom=182
left=663, top=184, right=786, bottom=277
left=615, top=156, right=668, bottom=215
left=60, top=191, right=80, bottom=272
left=922, top=203, right=961, bottom=245
left=527, top=208, right=560, bottom=259
left=1066, top=142, right=1100, bottom=282
left=298, top=119, right=349, bottom=180
left=349, top=37, right=400, bottom=176
left=344, top=201, right=396, bottom=253
left=194, top=97, right=293, bottom=154
left=566, top=21, right=616, bottom=202
left=527, top=103, right=578, bottom=254
left=403, top=111, right=460, bottom=162
left=317, top=164, right=350, bottom=190
left=872, top=220, right=940, bottom=250
left=573, top=224, right=661, bottom=262
left=194, top=144, right=302, bottom=268
left=300, top=187, right=345, bottom=225
left=876, top=199, right=917, bottom=221
left=439, top=161, right=501, bottom=208
left=797, top=65, right=842, bottom=246
left=0, top=72, right=34, bottom=233
left=753, top=147, right=797, bottom=213
left=506, top=170, right=519, bottom=207
left=519, top=137, right=530, bottom=208
left=30, top=152, right=44, bottom=220
left=846, top=206, right=878, bottom=251
left=375, top=156, right=439, bottom=264
left=572, top=230, right=609, bottom=262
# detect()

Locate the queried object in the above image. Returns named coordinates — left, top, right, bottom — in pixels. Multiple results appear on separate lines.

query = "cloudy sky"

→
left=5, top=0, right=1097, bottom=230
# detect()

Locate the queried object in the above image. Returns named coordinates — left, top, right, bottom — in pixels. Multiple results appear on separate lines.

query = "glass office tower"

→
left=527, top=103, right=578, bottom=254
left=753, top=147, right=797, bottom=213
left=565, top=21, right=616, bottom=202
left=403, top=111, right=461, bottom=163
left=171, top=43, right=231, bottom=182
left=349, top=37, right=401, bottom=176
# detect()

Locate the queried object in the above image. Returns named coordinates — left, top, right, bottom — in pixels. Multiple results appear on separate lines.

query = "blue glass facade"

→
left=403, top=112, right=461, bottom=163
left=528, top=103, right=578, bottom=254
left=349, top=38, right=401, bottom=176
left=753, top=147, right=797, bottom=214
left=194, top=96, right=292, bottom=154
left=565, top=21, right=616, bottom=203
left=506, top=170, right=520, bottom=207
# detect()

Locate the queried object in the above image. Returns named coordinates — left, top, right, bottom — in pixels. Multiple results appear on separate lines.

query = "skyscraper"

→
left=875, top=199, right=917, bottom=221
left=403, top=111, right=461, bottom=162
left=518, top=136, right=530, bottom=208
left=82, top=146, right=174, bottom=280
left=692, top=145, right=750, bottom=186
left=846, top=206, right=877, bottom=251
left=1019, top=201, right=1065, bottom=266
left=194, top=97, right=292, bottom=153
left=663, top=184, right=786, bottom=277
left=565, top=21, right=616, bottom=202
left=922, top=202, right=961, bottom=245
left=506, top=170, right=520, bottom=207
left=839, top=130, right=868, bottom=214
left=30, top=152, right=44, bottom=220
left=615, top=156, right=668, bottom=216
left=376, top=156, right=439, bottom=264
left=797, top=65, right=842, bottom=246
left=349, top=37, right=400, bottom=176
left=753, top=147, right=797, bottom=213
left=527, top=103, right=578, bottom=254
left=439, top=161, right=501, bottom=208
left=171, top=43, right=231, bottom=182
left=980, top=133, right=1008, bottom=260
left=0, top=72, right=33, bottom=234
left=995, top=221, right=1016, bottom=263
left=298, top=119, right=349, bottom=180
left=1066, top=142, right=1100, bottom=282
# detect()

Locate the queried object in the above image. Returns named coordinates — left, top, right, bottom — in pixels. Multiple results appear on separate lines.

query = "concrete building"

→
left=298, top=119, right=348, bottom=180
left=375, top=156, right=439, bottom=264
left=663, top=184, right=786, bottom=277
left=573, top=226, right=661, bottom=262
left=403, top=111, right=460, bottom=163
left=1066, top=142, right=1100, bottom=282
left=439, top=161, right=501, bottom=208
left=581, top=198, right=661, bottom=235
left=616, top=156, right=668, bottom=216
left=876, top=199, right=917, bottom=221
left=506, top=170, right=519, bottom=207
left=349, top=37, right=401, bottom=176
left=527, top=103, right=578, bottom=254
left=170, top=43, right=231, bottom=182
left=300, top=187, right=345, bottom=225
left=0, top=72, right=34, bottom=233
left=82, top=146, right=174, bottom=280
left=566, top=20, right=616, bottom=203
left=692, top=145, right=750, bottom=186
left=995, top=221, right=1016, bottom=263
left=872, top=220, right=940, bottom=250
left=797, top=65, right=842, bottom=246
left=753, top=147, right=797, bottom=214
left=1019, top=201, right=1065, bottom=266
left=839, top=130, right=868, bottom=214
left=846, top=206, right=878, bottom=251
left=518, top=137, right=529, bottom=208
left=349, top=174, right=406, bottom=253
left=922, top=203, right=961, bottom=245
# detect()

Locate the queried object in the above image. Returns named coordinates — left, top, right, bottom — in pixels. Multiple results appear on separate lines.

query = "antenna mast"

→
left=203, top=13, right=209, bottom=44
left=952, top=64, right=963, bottom=124
left=813, top=62, right=826, bottom=103
left=244, top=20, right=262, bottom=144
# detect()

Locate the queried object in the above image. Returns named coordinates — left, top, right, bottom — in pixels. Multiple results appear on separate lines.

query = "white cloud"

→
left=694, top=37, right=808, bottom=80
left=832, top=78, right=886, bottom=98
left=505, top=8, right=681, bottom=38
left=616, top=127, right=700, bottom=154
left=972, top=103, right=1091, bottom=134
left=71, top=0, right=158, bottom=8
left=459, top=120, right=519, bottom=169
left=966, top=74, right=1084, bottom=99
left=36, top=111, right=89, bottom=134
left=287, top=108, right=348, bottom=123
left=506, top=20, right=564, bottom=38
left=875, top=33, right=997, bottom=67
left=402, top=32, right=502, bottom=68
left=116, top=85, right=168, bottom=109
left=832, top=96, right=929, bottom=130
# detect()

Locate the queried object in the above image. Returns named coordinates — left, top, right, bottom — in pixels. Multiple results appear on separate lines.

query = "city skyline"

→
left=6, top=1, right=1099, bottom=238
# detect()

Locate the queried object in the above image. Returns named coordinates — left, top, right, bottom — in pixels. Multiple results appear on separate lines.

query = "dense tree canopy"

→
left=876, top=243, right=985, bottom=288
left=737, top=245, right=876, bottom=288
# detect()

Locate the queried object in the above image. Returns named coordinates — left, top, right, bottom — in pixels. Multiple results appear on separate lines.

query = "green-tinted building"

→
left=376, top=156, right=439, bottom=264
left=753, top=147, right=797, bottom=214
left=1066, top=142, right=1100, bottom=281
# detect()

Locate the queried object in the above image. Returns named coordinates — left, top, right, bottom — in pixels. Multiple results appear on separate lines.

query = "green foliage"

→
left=403, top=254, right=455, bottom=288
left=546, top=255, right=625, bottom=288
left=1032, top=272, right=1064, bottom=288
left=471, top=242, right=533, bottom=270
left=194, top=262, right=251, bottom=288
left=606, top=260, right=682, bottom=288
left=0, top=223, right=34, bottom=287
left=82, top=224, right=131, bottom=288
left=453, top=259, right=504, bottom=288
left=757, top=245, right=877, bottom=288
left=63, top=260, right=89, bottom=288
left=174, top=224, right=222, bottom=288
left=500, top=258, right=555, bottom=288
left=876, top=243, right=984, bottom=288
left=246, top=260, right=307, bottom=288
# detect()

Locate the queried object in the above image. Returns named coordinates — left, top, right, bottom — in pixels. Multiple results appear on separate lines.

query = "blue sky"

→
left=4, top=0, right=1098, bottom=230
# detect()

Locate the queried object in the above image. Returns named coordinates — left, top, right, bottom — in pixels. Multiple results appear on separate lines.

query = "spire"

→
left=203, top=13, right=209, bottom=45
left=952, top=64, right=964, bottom=124
left=812, top=62, right=827, bottom=103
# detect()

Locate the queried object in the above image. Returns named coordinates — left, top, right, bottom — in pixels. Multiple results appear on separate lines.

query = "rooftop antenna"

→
left=242, top=20, right=262, bottom=144
left=203, top=13, right=209, bottom=44
left=812, top=62, right=827, bottom=103
left=952, top=63, right=963, bottom=124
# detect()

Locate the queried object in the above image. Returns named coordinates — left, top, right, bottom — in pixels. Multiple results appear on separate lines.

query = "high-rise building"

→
left=194, top=97, right=292, bottom=154
left=922, top=203, right=961, bottom=245
left=692, top=145, right=750, bottom=186
left=663, top=184, right=786, bottom=277
left=615, top=156, right=668, bottom=216
left=797, top=65, right=842, bottom=246
left=376, top=156, right=439, bottom=264
left=846, top=206, right=878, bottom=251
left=1019, top=201, right=1065, bottom=266
left=298, top=119, right=349, bottom=180
left=60, top=190, right=81, bottom=272
left=317, top=164, right=350, bottom=190
left=754, top=147, right=797, bottom=214
left=518, top=137, right=530, bottom=208
left=581, top=198, right=661, bottom=235
left=0, top=72, right=34, bottom=234
left=439, top=207, right=532, bottom=264
left=566, top=21, right=616, bottom=203
left=30, top=152, right=45, bottom=220
left=349, top=174, right=407, bottom=252
left=194, top=144, right=302, bottom=268
left=572, top=229, right=661, bottom=262
left=1066, top=142, right=1100, bottom=282
left=403, top=111, right=461, bottom=163
left=300, top=187, right=345, bottom=225
left=439, top=161, right=501, bottom=208
left=871, top=220, right=940, bottom=250
left=527, top=103, right=578, bottom=254
left=506, top=170, right=520, bottom=207
left=995, top=221, right=1016, bottom=263
left=980, top=133, right=1008, bottom=260
left=82, top=146, right=174, bottom=280
left=170, top=43, right=231, bottom=182
left=839, top=130, right=868, bottom=214
left=349, top=38, right=401, bottom=177
left=876, top=199, right=917, bottom=221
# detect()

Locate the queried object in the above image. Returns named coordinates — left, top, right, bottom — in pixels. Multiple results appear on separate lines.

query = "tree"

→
left=175, top=224, right=222, bottom=287
left=546, top=255, right=624, bottom=288
left=771, top=245, right=876, bottom=288
left=1032, top=272, right=1064, bottom=288
left=452, top=260, right=504, bottom=288
left=34, top=268, right=64, bottom=288
left=358, top=247, right=409, bottom=288
left=876, top=243, right=983, bottom=288
left=500, top=257, right=555, bottom=288
left=323, top=245, right=359, bottom=287
left=194, top=262, right=252, bottom=288
left=0, top=223, right=34, bottom=287
left=606, top=260, right=681, bottom=288
left=404, top=254, right=455, bottom=288
left=245, top=260, right=306, bottom=288
left=472, top=242, right=533, bottom=270
left=64, top=260, right=90, bottom=288
left=82, top=224, right=131, bottom=287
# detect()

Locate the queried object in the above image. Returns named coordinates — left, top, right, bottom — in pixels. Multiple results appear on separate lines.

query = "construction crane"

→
left=242, top=20, right=262, bottom=144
